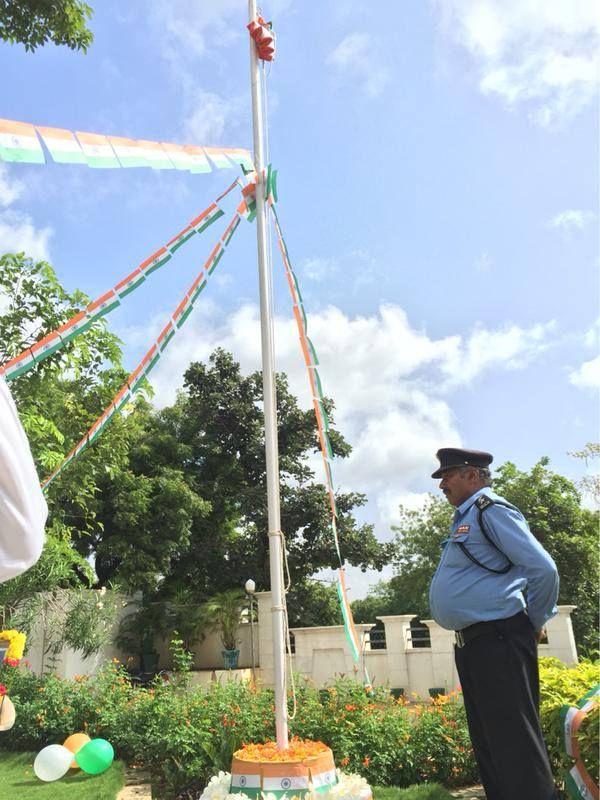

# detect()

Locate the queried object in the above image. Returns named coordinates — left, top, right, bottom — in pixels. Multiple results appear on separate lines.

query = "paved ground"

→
left=450, top=788, right=486, bottom=799
left=116, top=767, right=152, bottom=800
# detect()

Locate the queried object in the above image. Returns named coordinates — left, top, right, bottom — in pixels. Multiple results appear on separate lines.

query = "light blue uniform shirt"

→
left=429, top=487, right=559, bottom=632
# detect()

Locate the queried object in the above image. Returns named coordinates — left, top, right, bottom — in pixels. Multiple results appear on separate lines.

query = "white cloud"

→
left=0, top=211, right=52, bottom=261
left=149, top=0, right=292, bottom=63
left=433, top=0, right=600, bottom=125
left=0, top=165, right=52, bottom=260
left=570, top=355, right=600, bottom=390
left=183, top=89, right=247, bottom=145
left=550, top=209, right=596, bottom=231
left=0, top=164, right=24, bottom=207
left=121, top=300, right=555, bottom=546
left=327, top=33, right=390, bottom=98
left=570, top=320, right=600, bottom=390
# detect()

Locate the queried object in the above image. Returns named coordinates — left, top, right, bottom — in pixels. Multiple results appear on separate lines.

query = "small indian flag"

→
left=174, top=297, right=194, bottom=329
left=161, top=142, right=195, bottom=171
left=144, top=349, right=161, bottom=376
left=0, top=119, right=44, bottom=164
left=113, top=386, right=132, bottom=413
left=222, top=147, right=254, bottom=171
left=57, top=310, right=94, bottom=345
left=31, top=330, right=63, bottom=364
left=141, top=247, right=171, bottom=276
left=2, top=349, right=35, bottom=381
left=76, top=131, right=120, bottom=168
left=127, top=363, right=145, bottom=390
left=108, top=136, right=149, bottom=168
left=37, top=125, right=86, bottom=164
left=204, top=147, right=234, bottom=169
left=184, top=145, right=211, bottom=173
left=140, top=345, right=158, bottom=372
left=157, top=321, right=175, bottom=352
left=166, top=225, right=196, bottom=254
left=115, top=267, right=146, bottom=299
left=189, top=278, right=207, bottom=304
left=137, top=140, right=175, bottom=170
left=221, top=215, right=240, bottom=247
left=310, top=770, right=338, bottom=793
left=191, top=204, right=224, bottom=234
left=263, top=776, right=310, bottom=794
left=230, top=773, right=261, bottom=798
left=86, top=290, right=120, bottom=322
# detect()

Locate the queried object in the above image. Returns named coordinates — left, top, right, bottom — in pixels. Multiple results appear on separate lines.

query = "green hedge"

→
left=0, top=657, right=597, bottom=798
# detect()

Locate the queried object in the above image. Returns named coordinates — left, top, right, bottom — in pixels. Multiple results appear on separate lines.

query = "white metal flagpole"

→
left=247, top=0, right=289, bottom=749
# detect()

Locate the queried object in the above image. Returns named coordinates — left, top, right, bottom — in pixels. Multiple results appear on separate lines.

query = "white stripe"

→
left=40, top=136, right=81, bottom=154
left=0, top=132, right=40, bottom=151
left=230, top=774, right=261, bottom=789
left=263, top=777, right=309, bottom=791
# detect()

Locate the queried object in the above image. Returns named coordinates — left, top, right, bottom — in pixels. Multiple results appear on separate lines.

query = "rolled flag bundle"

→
left=247, top=17, right=276, bottom=61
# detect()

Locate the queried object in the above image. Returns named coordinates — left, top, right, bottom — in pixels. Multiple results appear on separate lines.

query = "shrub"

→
left=1, top=657, right=597, bottom=798
left=539, top=657, right=599, bottom=784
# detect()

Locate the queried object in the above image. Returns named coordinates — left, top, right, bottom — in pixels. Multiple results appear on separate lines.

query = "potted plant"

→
left=200, top=589, right=246, bottom=669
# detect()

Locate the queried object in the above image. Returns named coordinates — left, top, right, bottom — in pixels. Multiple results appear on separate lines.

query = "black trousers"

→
left=454, top=611, right=558, bottom=800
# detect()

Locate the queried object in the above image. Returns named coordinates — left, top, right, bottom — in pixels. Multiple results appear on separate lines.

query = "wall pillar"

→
left=541, top=605, right=578, bottom=665
left=377, top=615, right=415, bottom=692
left=422, top=619, right=457, bottom=694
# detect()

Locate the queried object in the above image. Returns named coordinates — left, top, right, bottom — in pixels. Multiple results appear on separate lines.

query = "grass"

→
left=374, top=786, right=456, bottom=800
left=0, top=751, right=125, bottom=799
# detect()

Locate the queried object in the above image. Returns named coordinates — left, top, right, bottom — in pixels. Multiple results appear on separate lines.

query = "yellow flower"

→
left=0, top=629, right=27, bottom=661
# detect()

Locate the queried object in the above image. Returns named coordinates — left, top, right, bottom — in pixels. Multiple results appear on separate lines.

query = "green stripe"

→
left=86, top=156, right=121, bottom=168
left=0, top=146, right=45, bottom=164
left=229, top=789, right=261, bottom=799
left=208, top=249, right=224, bottom=275
left=32, top=340, right=63, bottom=363
left=176, top=304, right=194, bottom=328
left=307, top=337, right=319, bottom=365
left=337, top=583, right=360, bottom=661
left=313, top=369, right=325, bottom=400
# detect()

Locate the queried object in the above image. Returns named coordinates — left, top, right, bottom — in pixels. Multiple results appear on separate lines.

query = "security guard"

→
left=429, top=448, right=559, bottom=800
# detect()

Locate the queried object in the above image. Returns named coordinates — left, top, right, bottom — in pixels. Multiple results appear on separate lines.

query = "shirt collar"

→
left=456, top=486, right=492, bottom=516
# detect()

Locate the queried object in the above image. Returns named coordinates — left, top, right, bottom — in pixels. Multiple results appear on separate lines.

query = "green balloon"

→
left=74, top=738, right=114, bottom=775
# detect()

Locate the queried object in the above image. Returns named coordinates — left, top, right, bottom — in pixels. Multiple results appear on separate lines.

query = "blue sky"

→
left=0, top=1, right=598, bottom=596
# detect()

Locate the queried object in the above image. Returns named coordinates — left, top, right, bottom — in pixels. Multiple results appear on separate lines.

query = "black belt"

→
left=455, top=611, right=528, bottom=648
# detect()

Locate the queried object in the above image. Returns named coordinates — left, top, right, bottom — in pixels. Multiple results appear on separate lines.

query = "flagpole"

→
left=247, top=0, right=289, bottom=749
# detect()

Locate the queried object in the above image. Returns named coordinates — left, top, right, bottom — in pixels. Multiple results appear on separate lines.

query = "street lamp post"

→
left=245, top=578, right=256, bottom=680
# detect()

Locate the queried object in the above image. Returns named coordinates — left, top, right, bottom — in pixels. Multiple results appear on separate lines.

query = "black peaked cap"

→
left=431, top=448, right=493, bottom=479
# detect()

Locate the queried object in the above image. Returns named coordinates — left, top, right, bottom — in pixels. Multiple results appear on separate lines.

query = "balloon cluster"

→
left=34, top=733, right=114, bottom=782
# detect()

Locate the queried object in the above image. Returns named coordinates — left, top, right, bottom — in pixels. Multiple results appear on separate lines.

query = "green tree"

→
left=88, top=349, right=391, bottom=631
left=0, top=0, right=93, bottom=51
left=359, top=458, right=598, bottom=653
left=0, top=253, right=132, bottom=626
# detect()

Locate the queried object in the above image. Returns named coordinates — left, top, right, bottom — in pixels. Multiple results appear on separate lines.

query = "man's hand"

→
left=536, top=628, right=547, bottom=644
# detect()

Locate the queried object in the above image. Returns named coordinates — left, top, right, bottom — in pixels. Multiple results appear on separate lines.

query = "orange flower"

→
left=340, top=756, right=350, bottom=767
left=362, top=756, right=370, bottom=768
left=235, top=738, right=330, bottom=763
left=345, top=704, right=357, bottom=711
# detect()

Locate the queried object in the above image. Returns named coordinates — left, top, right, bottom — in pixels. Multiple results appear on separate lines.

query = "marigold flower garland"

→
left=0, top=630, right=26, bottom=664
left=235, top=738, right=330, bottom=763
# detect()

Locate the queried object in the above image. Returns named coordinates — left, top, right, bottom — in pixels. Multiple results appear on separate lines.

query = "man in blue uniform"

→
left=429, top=447, right=559, bottom=800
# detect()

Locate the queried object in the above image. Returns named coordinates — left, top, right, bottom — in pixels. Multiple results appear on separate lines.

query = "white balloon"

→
left=34, top=744, right=73, bottom=782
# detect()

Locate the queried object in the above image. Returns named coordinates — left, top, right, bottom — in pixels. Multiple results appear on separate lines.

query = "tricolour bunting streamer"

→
left=0, top=117, right=253, bottom=173
left=561, top=685, right=599, bottom=800
left=41, top=208, right=243, bottom=491
left=270, top=201, right=368, bottom=683
left=0, top=178, right=243, bottom=383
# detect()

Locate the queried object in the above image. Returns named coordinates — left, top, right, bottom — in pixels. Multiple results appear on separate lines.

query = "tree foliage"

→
left=0, top=0, right=93, bottom=51
left=88, top=349, right=391, bottom=632
left=355, top=458, right=598, bottom=654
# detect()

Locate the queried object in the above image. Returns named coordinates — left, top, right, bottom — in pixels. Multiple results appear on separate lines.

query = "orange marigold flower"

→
left=362, top=756, right=370, bottom=768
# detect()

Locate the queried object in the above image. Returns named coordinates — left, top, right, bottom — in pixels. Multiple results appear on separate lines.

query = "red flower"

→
left=3, top=657, right=19, bottom=667
left=0, top=684, right=6, bottom=696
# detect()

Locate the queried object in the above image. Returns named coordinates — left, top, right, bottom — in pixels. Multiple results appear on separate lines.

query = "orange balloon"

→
left=63, top=732, right=91, bottom=768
